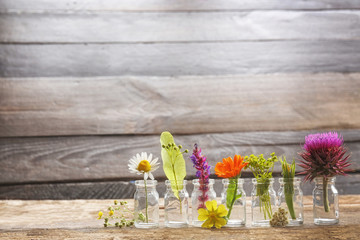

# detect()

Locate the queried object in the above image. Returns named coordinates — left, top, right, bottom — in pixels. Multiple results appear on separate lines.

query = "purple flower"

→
left=304, top=132, right=343, bottom=152
left=190, top=143, right=211, bottom=209
left=299, top=132, right=351, bottom=182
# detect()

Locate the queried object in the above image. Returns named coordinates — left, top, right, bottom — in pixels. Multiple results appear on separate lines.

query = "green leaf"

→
left=160, top=131, right=186, bottom=199
left=226, top=181, right=242, bottom=210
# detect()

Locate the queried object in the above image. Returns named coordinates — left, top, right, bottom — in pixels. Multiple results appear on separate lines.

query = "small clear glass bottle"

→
left=164, top=180, right=189, bottom=228
left=313, top=177, right=339, bottom=225
left=221, top=178, right=246, bottom=227
left=191, top=179, right=217, bottom=227
left=278, top=177, right=304, bottom=226
left=251, top=178, right=277, bottom=227
left=134, top=180, right=159, bottom=228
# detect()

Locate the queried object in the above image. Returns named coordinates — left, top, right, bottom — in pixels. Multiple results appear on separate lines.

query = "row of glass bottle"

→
left=134, top=177, right=338, bottom=228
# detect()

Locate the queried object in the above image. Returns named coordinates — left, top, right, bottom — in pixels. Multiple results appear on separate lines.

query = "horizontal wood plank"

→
left=1, top=11, right=360, bottom=43
left=1, top=0, right=360, bottom=12
left=1, top=131, right=359, bottom=184
left=1, top=73, right=359, bottom=136
left=1, top=174, right=360, bottom=200
left=0, top=181, right=136, bottom=200
left=2, top=41, right=360, bottom=78
left=1, top=196, right=360, bottom=240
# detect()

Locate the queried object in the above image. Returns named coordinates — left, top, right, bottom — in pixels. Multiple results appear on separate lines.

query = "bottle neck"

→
left=252, top=178, right=274, bottom=186
left=165, top=180, right=187, bottom=191
left=135, top=180, right=157, bottom=189
left=279, top=177, right=301, bottom=186
left=193, top=183, right=214, bottom=191
left=193, top=179, right=214, bottom=190
left=314, top=176, right=336, bottom=186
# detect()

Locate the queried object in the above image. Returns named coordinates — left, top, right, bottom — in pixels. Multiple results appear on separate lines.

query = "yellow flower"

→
left=109, top=210, right=114, bottom=216
left=198, top=200, right=228, bottom=229
left=97, top=211, right=103, bottom=219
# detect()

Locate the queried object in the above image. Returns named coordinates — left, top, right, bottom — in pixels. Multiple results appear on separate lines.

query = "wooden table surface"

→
left=0, top=195, right=359, bottom=240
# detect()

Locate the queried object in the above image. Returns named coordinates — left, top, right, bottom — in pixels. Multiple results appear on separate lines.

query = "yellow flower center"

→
left=209, top=212, right=217, bottom=218
left=137, top=160, right=151, bottom=172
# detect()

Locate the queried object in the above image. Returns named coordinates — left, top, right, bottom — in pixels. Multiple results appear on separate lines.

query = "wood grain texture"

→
left=1, top=130, right=359, bottom=184
left=0, top=196, right=360, bottom=240
left=1, top=226, right=360, bottom=240
left=2, top=41, right=360, bottom=78
left=1, top=174, right=360, bottom=200
left=1, top=0, right=360, bottom=12
left=1, top=11, right=360, bottom=43
left=0, top=181, right=136, bottom=200
left=1, top=73, right=359, bottom=136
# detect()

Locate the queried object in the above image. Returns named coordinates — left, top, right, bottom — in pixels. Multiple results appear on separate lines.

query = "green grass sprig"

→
left=280, top=156, right=296, bottom=220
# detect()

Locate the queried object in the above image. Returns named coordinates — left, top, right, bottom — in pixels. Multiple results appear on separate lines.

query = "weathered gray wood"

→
left=1, top=174, right=359, bottom=200
left=0, top=181, right=136, bottom=200
left=1, top=73, right=359, bottom=136
left=1, top=131, right=359, bottom=184
left=1, top=11, right=360, bottom=43
left=2, top=41, right=360, bottom=78
left=1, top=0, right=360, bottom=12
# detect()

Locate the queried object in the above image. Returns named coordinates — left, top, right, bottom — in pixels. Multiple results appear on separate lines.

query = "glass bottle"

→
left=251, top=178, right=277, bottom=227
left=164, top=180, right=189, bottom=228
left=134, top=180, right=159, bottom=228
left=191, top=179, right=217, bottom=227
left=221, top=178, right=246, bottom=227
left=278, top=177, right=304, bottom=226
left=313, top=177, right=339, bottom=225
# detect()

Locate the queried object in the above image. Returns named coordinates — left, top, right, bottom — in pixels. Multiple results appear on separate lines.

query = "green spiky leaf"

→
left=160, top=131, right=186, bottom=199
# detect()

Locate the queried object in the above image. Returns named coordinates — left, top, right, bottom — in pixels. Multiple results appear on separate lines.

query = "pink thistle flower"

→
left=298, top=132, right=351, bottom=182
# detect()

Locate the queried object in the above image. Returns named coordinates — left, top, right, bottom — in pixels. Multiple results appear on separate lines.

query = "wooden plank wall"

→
left=0, top=0, right=359, bottom=199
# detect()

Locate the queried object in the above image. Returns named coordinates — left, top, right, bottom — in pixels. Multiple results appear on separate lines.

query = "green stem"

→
left=285, top=193, right=296, bottom=219
left=144, top=179, right=148, bottom=223
left=323, top=177, right=330, bottom=213
left=284, top=179, right=296, bottom=219
left=257, top=179, right=272, bottom=220
left=172, top=166, right=182, bottom=214
left=226, top=179, right=238, bottom=219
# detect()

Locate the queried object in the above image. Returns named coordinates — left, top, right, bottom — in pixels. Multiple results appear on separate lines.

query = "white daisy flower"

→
left=128, top=152, right=160, bottom=180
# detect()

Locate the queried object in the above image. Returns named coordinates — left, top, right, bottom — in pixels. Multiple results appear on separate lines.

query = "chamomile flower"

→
left=128, top=152, right=160, bottom=180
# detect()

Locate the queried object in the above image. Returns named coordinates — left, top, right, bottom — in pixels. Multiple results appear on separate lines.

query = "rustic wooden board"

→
left=1, top=0, right=360, bottom=12
left=0, top=196, right=360, bottom=240
left=2, top=41, right=360, bottom=78
left=0, top=181, right=136, bottom=200
left=2, top=41, right=360, bottom=77
left=0, top=130, right=359, bottom=184
left=1, top=11, right=360, bottom=43
left=1, top=73, right=359, bottom=136
left=1, top=174, right=360, bottom=200
left=1, top=225, right=359, bottom=240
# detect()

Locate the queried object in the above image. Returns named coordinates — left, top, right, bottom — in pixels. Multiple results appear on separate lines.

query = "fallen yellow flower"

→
left=198, top=200, right=228, bottom=229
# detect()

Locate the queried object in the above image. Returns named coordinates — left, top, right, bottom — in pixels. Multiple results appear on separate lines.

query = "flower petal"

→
left=216, top=204, right=228, bottom=217
left=214, top=217, right=227, bottom=229
left=148, top=172, right=154, bottom=180
left=201, top=218, right=214, bottom=229
left=197, top=208, right=209, bottom=221
left=206, top=200, right=217, bottom=211
left=144, top=172, right=148, bottom=180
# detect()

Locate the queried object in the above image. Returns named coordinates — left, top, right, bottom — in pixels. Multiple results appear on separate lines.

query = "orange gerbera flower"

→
left=215, top=155, right=248, bottom=178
